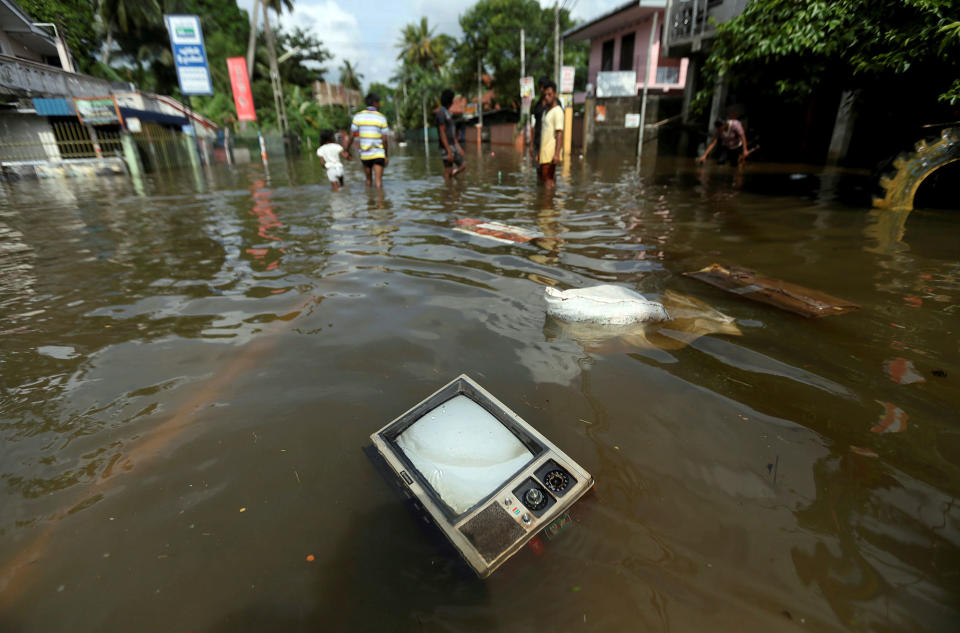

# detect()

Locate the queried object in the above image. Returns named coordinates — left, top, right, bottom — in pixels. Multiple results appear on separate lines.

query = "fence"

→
left=131, top=122, right=192, bottom=171
left=0, top=120, right=122, bottom=162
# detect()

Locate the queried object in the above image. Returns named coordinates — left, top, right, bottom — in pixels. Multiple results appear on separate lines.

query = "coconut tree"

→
left=96, top=0, right=161, bottom=65
left=339, top=60, right=363, bottom=108
left=396, top=17, right=453, bottom=71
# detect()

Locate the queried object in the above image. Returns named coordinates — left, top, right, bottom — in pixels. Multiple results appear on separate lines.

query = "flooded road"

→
left=1, top=148, right=958, bottom=632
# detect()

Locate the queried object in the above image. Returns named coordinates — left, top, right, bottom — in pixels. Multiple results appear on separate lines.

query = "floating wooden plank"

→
left=683, top=263, right=859, bottom=318
left=453, top=218, right=541, bottom=245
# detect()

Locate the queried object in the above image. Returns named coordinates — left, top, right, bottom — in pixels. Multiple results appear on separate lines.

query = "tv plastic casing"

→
left=370, top=374, right=594, bottom=578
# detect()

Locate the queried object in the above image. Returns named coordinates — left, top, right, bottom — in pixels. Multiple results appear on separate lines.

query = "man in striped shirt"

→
left=345, top=93, right=389, bottom=189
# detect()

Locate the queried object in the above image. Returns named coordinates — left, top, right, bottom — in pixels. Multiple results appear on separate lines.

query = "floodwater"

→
left=1, top=147, right=958, bottom=633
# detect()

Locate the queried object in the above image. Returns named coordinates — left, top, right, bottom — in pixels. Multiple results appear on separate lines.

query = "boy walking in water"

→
left=345, top=93, right=389, bottom=189
left=436, top=89, right=466, bottom=180
left=537, top=81, right=564, bottom=188
left=316, top=129, right=349, bottom=190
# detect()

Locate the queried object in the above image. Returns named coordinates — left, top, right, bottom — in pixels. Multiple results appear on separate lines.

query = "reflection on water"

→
left=0, top=152, right=958, bottom=632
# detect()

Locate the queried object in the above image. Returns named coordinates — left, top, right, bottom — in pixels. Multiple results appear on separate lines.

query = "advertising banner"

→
left=227, top=57, right=257, bottom=121
left=74, top=96, right=122, bottom=126
left=560, top=66, right=575, bottom=94
left=520, top=76, right=534, bottom=110
left=596, top=71, right=636, bottom=98
left=165, top=14, right=213, bottom=95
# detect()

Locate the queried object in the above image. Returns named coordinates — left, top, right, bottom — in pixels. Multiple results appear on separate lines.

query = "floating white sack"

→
left=544, top=284, right=669, bottom=325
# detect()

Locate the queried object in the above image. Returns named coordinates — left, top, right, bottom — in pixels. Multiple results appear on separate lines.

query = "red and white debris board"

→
left=453, top=218, right=541, bottom=244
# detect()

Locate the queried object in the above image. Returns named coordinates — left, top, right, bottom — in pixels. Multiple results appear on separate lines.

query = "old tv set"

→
left=369, top=374, right=594, bottom=577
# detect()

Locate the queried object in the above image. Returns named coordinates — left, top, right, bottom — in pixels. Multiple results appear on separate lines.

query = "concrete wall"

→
left=586, top=9, right=687, bottom=93
left=0, top=54, right=115, bottom=98
left=0, top=31, right=44, bottom=62
left=585, top=95, right=683, bottom=155
left=0, top=112, right=59, bottom=162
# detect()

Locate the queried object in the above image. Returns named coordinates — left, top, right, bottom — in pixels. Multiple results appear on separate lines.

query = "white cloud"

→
left=233, top=0, right=629, bottom=87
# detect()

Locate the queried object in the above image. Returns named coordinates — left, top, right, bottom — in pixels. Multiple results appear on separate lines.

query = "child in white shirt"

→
left=317, top=130, right=349, bottom=190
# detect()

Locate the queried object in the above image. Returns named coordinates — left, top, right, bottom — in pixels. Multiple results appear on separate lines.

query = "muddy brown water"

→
left=1, top=149, right=958, bottom=632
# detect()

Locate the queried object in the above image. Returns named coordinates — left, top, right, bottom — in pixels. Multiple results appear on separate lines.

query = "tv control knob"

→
left=521, top=513, right=531, bottom=525
left=524, top=487, right=545, bottom=509
left=504, top=497, right=512, bottom=506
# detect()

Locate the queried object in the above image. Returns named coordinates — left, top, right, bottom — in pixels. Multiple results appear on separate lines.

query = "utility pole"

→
left=246, top=0, right=260, bottom=81
left=520, top=28, right=525, bottom=79
left=553, top=2, right=560, bottom=86
left=521, top=28, right=526, bottom=152
left=477, top=55, right=483, bottom=144
left=262, top=1, right=288, bottom=134
left=637, top=12, right=659, bottom=169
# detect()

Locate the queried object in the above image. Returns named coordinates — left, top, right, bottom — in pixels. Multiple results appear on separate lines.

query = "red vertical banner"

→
left=227, top=57, right=257, bottom=121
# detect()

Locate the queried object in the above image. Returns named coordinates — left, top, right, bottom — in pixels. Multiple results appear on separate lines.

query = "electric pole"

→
left=477, top=56, right=483, bottom=132
left=554, top=2, right=560, bottom=86
left=246, top=0, right=260, bottom=81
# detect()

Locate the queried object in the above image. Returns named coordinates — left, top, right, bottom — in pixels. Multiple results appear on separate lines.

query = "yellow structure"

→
left=873, top=127, right=960, bottom=211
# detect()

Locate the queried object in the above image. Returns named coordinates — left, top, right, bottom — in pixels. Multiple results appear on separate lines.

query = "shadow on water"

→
left=207, top=502, right=491, bottom=633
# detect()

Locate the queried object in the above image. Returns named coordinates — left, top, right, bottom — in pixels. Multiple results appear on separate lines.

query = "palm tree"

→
left=246, top=0, right=294, bottom=80
left=339, top=60, right=363, bottom=109
left=396, top=17, right=452, bottom=71
left=96, top=0, right=161, bottom=65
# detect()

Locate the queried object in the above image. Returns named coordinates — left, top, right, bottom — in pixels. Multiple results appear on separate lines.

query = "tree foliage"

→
left=18, top=0, right=100, bottom=73
left=453, top=0, right=585, bottom=107
left=700, top=0, right=960, bottom=108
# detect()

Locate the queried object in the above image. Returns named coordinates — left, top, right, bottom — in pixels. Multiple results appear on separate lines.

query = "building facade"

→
left=564, top=1, right=689, bottom=98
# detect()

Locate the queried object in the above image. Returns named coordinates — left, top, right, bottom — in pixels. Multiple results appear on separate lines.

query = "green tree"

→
left=453, top=0, right=583, bottom=108
left=394, top=17, right=454, bottom=133
left=95, top=0, right=162, bottom=66
left=367, top=81, right=397, bottom=125
left=700, top=0, right=960, bottom=108
left=339, top=60, right=364, bottom=91
left=277, top=27, right=331, bottom=86
left=17, top=0, right=100, bottom=74
left=396, top=17, right=455, bottom=70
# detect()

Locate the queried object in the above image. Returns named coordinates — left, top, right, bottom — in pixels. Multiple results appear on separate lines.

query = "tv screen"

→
left=397, top=395, right=534, bottom=514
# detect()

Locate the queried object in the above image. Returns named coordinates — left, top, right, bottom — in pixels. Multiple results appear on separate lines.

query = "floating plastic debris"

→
left=544, top=284, right=669, bottom=325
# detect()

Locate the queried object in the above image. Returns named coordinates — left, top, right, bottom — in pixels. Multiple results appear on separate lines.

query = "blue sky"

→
left=235, top=0, right=625, bottom=88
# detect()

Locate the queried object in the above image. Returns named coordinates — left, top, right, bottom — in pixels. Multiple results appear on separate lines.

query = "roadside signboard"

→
left=226, top=57, right=257, bottom=121
left=164, top=14, right=213, bottom=96
left=520, top=76, right=534, bottom=110
left=560, top=66, right=575, bottom=94
left=596, top=71, right=636, bottom=98
left=74, top=96, right=122, bottom=126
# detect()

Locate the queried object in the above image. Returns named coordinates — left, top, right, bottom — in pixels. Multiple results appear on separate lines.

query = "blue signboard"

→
left=164, top=14, right=213, bottom=96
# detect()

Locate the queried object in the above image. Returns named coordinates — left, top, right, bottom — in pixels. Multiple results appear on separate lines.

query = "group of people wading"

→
left=316, top=77, right=567, bottom=191
left=316, top=79, right=752, bottom=192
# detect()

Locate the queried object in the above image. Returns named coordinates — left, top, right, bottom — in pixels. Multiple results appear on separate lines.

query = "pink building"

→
left=564, top=0, right=688, bottom=96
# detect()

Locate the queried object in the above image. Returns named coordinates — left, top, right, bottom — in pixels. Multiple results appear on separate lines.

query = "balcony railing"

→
left=0, top=54, right=127, bottom=99
left=669, top=0, right=710, bottom=43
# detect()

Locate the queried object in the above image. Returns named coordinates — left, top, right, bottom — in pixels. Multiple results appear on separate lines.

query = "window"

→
left=601, top=39, right=614, bottom=72
left=656, top=66, right=680, bottom=85
left=619, top=33, right=635, bottom=71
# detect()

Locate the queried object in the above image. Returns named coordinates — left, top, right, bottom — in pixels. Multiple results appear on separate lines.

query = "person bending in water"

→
left=345, top=93, right=389, bottom=189
left=436, top=89, right=466, bottom=180
left=698, top=117, right=753, bottom=166
left=316, top=129, right=350, bottom=191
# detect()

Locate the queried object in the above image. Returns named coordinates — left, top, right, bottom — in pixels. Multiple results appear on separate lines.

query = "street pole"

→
left=477, top=56, right=483, bottom=147
left=246, top=0, right=260, bottom=81
left=422, top=94, right=428, bottom=149
left=637, top=12, right=658, bottom=170
left=521, top=28, right=527, bottom=154
left=262, top=1, right=288, bottom=135
left=554, top=2, right=560, bottom=86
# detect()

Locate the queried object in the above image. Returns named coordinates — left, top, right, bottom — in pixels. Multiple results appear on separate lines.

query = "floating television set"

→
left=369, top=375, right=594, bottom=577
